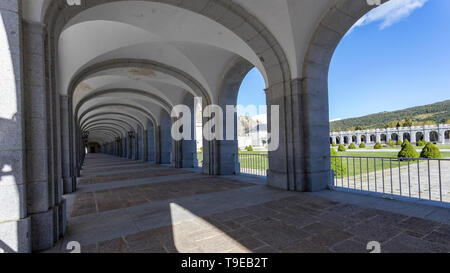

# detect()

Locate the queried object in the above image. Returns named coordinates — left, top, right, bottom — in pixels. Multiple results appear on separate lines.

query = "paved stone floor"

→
left=48, top=154, right=450, bottom=253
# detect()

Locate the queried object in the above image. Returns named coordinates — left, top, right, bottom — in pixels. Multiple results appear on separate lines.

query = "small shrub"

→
left=396, top=140, right=403, bottom=146
left=330, top=148, right=347, bottom=176
left=238, top=147, right=241, bottom=152
left=338, top=144, right=346, bottom=152
left=416, top=139, right=426, bottom=146
left=374, top=142, right=383, bottom=149
left=401, top=139, right=410, bottom=148
left=387, top=139, right=395, bottom=147
left=348, top=143, right=357, bottom=149
left=200, top=147, right=203, bottom=152
left=331, top=142, right=337, bottom=147
left=398, top=142, right=419, bottom=160
left=246, top=145, right=253, bottom=152
left=359, top=143, right=366, bottom=148
left=420, top=142, right=442, bottom=158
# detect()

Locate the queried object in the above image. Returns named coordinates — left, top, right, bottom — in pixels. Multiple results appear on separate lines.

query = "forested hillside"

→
left=330, top=100, right=450, bottom=132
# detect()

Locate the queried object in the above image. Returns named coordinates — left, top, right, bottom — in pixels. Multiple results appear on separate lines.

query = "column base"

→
left=30, top=208, right=55, bottom=251
left=0, top=217, right=31, bottom=253
left=63, top=176, right=76, bottom=194
left=267, top=169, right=329, bottom=192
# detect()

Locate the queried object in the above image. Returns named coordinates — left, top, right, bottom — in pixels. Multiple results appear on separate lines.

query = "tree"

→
left=403, top=117, right=413, bottom=127
left=420, top=142, right=442, bottom=158
left=398, top=141, right=419, bottom=160
left=374, top=142, right=383, bottom=149
left=330, top=148, right=346, bottom=176
left=338, top=144, right=346, bottom=152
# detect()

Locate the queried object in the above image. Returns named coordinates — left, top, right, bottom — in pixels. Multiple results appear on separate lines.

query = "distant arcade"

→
left=330, top=124, right=450, bottom=145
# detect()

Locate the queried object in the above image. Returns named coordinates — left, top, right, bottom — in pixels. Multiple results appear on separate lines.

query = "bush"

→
left=420, top=142, right=442, bottom=158
left=359, top=143, right=366, bottom=148
left=330, top=148, right=347, bottom=176
left=416, top=139, right=426, bottom=146
left=331, top=142, right=337, bottom=147
left=338, top=144, right=346, bottom=152
left=401, top=139, right=410, bottom=148
left=387, top=139, right=395, bottom=147
left=396, top=140, right=403, bottom=146
left=398, top=141, right=419, bottom=160
left=200, top=147, right=203, bottom=152
left=348, top=143, right=357, bottom=149
left=246, top=145, right=253, bottom=152
left=374, top=142, right=383, bottom=149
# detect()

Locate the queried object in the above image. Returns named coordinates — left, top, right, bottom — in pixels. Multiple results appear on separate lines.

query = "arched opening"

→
left=236, top=67, right=267, bottom=176
left=336, top=136, right=341, bottom=145
left=430, top=131, right=439, bottom=142
left=416, top=132, right=424, bottom=142
left=361, top=135, right=366, bottom=143
left=370, top=135, right=376, bottom=143
left=380, top=134, right=387, bottom=143
left=445, top=130, right=450, bottom=143
left=391, top=133, right=399, bottom=141
left=403, top=133, right=411, bottom=142
left=352, top=136, right=357, bottom=143
left=343, top=136, right=349, bottom=145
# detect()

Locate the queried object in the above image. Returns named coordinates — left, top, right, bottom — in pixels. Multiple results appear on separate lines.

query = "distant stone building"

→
left=330, top=124, right=450, bottom=145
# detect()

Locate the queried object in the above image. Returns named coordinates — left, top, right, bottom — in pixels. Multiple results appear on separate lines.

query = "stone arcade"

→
left=330, top=124, right=450, bottom=145
left=1, top=0, right=449, bottom=253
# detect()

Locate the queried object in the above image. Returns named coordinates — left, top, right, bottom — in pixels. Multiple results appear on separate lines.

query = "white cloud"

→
left=349, top=0, right=428, bottom=32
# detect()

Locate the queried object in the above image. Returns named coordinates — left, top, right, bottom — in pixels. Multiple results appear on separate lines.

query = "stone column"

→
left=143, top=130, right=148, bottom=161
left=22, top=21, right=61, bottom=251
left=424, top=130, right=430, bottom=142
left=147, top=122, right=156, bottom=163
left=160, top=119, right=172, bottom=164
left=154, top=125, right=161, bottom=164
left=60, top=96, right=75, bottom=193
left=0, top=1, right=32, bottom=253
left=265, top=78, right=329, bottom=192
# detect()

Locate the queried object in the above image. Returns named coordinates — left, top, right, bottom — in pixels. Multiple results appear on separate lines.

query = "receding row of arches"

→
left=331, top=130, right=450, bottom=145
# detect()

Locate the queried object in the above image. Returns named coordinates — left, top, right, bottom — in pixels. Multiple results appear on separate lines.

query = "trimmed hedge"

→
left=398, top=141, right=419, bottom=160
left=348, top=143, right=357, bottom=149
left=245, top=145, right=253, bottom=152
left=330, top=148, right=347, bottom=176
left=338, top=144, right=346, bottom=152
left=359, top=143, right=366, bottom=148
left=387, top=139, right=395, bottom=147
left=374, top=142, right=383, bottom=149
left=396, top=140, right=403, bottom=146
left=416, top=139, right=426, bottom=146
left=420, top=142, right=442, bottom=158
left=331, top=142, right=337, bottom=147
left=401, top=139, right=410, bottom=148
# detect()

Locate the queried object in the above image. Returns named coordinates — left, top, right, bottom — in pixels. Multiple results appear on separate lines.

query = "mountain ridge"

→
left=330, top=100, right=450, bottom=132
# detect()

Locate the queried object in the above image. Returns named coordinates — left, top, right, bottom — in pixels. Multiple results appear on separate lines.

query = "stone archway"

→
left=430, top=131, right=439, bottom=142
left=403, top=133, right=411, bottom=142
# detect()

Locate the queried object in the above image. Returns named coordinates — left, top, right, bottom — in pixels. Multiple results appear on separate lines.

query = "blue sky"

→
left=238, top=0, right=450, bottom=121
left=329, top=0, right=450, bottom=120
